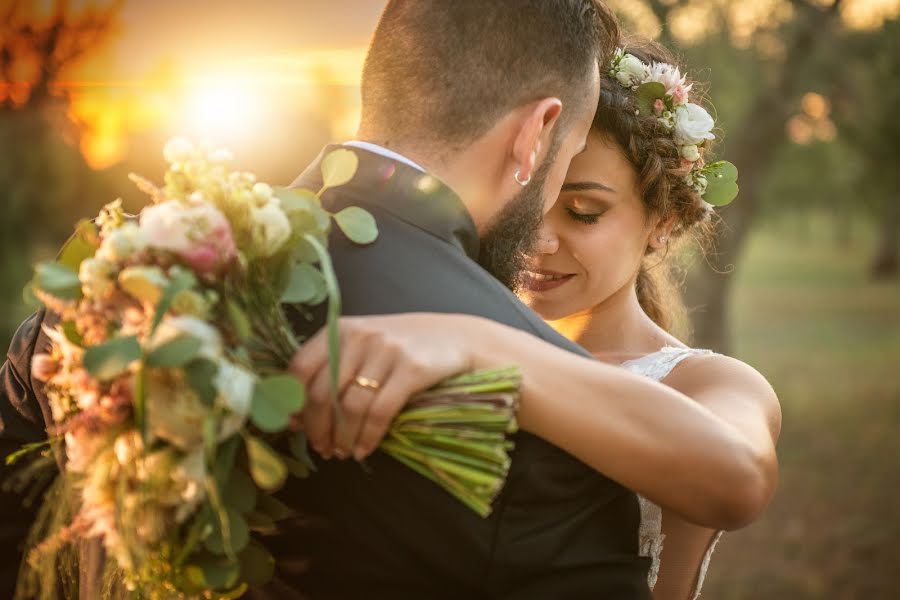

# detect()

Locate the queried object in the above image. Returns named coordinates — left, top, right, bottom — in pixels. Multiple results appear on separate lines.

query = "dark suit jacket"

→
left=0, top=145, right=651, bottom=599
left=255, top=145, right=651, bottom=599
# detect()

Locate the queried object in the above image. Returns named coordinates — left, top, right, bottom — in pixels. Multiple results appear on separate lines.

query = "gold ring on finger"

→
left=353, top=375, right=381, bottom=391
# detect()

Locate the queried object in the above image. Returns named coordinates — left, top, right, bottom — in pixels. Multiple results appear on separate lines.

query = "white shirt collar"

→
left=343, top=140, right=426, bottom=173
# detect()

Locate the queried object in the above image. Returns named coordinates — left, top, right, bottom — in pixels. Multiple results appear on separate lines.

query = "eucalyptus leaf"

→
left=635, top=81, right=667, bottom=116
left=61, top=321, right=83, bottom=347
left=250, top=375, right=306, bottom=432
left=245, top=435, right=288, bottom=491
left=204, top=507, right=250, bottom=555
left=254, top=492, right=296, bottom=522
left=213, top=434, right=242, bottom=486
left=333, top=206, right=378, bottom=245
left=225, top=299, right=252, bottom=341
left=58, top=220, right=98, bottom=271
left=289, top=429, right=316, bottom=473
left=238, top=541, right=276, bottom=587
left=281, top=263, right=326, bottom=304
left=184, top=553, right=241, bottom=591
left=702, top=160, right=740, bottom=206
left=33, top=262, right=82, bottom=301
left=83, top=335, right=141, bottom=381
left=224, top=468, right=258, bottom=513
left=146, top=335, right=202, bottom=368
left=150, top=269, right=197, bottom=335
left=320, top=148, right=359, bottom=191
left=185, top=358, right=219, bottom=406
left=303, top=234, right=342, bottom=411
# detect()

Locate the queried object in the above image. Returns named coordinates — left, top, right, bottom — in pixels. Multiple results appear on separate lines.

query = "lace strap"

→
left=620, top=346, right=714, bottom=382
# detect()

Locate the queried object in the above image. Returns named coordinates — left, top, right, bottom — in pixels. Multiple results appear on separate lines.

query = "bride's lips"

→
left=521, top=269, right=575, bottom=293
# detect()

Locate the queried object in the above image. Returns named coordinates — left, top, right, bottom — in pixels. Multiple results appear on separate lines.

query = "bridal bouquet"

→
left=9, top=139, right=520, bottom=599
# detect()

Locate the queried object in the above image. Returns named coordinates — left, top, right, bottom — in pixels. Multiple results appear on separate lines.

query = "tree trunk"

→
left=870, top=199, right=900, bottom=279
left=687, top=1, right=844, bottom=353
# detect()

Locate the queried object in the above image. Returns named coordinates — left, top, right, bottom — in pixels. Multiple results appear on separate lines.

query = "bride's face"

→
left=519, top=134, right=657, bottom=320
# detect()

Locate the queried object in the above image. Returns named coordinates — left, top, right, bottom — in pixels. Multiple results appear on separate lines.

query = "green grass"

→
left=704, top=220, right=900, bottom=599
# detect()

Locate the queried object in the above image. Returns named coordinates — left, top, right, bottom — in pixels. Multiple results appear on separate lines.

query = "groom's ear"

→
left=512, top=98, right=563, bottom=182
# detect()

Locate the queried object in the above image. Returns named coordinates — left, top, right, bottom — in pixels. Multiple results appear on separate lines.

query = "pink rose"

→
left=654, top=99, right=665, bottom=116
left=139, top=200, right=236, bottom=274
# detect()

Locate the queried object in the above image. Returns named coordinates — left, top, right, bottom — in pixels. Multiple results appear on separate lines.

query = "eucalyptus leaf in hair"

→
left=700, top=161, right=739, bottom=206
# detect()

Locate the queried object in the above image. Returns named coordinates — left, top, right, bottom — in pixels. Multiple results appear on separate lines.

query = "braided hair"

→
left=593, top=38, right=717, bottom=335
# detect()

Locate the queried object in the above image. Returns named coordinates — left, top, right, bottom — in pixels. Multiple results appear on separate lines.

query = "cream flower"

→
left=96, top=222, right=147, bottom=264
left=615, top=53, right=649, bottom=88
left=680, top=144, right=701, bottom=162
left=673, top=103, right=716, bottom=146
left=250, top=201, right=291, bottom=257
left=79, top=257, right=115, bottom=298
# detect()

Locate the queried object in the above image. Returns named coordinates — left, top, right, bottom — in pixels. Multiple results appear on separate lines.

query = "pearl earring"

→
left=657, top=235, right=668, bottom=243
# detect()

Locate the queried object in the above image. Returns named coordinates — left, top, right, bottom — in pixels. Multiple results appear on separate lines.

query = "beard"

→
left=477, top=149, right=557, bottom=291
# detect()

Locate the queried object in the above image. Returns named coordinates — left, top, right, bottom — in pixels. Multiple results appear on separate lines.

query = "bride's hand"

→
left=289, top=313, right=477, bottom=462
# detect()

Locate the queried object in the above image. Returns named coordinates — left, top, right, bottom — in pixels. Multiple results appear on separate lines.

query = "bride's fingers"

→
left=352, top=365, right=422, bottom=461
left=333, top=350, right=397, bottom=460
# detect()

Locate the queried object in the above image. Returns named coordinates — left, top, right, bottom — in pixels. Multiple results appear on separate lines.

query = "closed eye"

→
left=565, top=206, right=605, bottom=224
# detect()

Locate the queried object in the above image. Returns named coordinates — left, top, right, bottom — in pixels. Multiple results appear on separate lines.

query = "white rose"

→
left=673, top=103, right=716, bottom=146
left=680, top=144, right=701, bottom=162
left=215, top=360, right=254, bottom=417
left=139, top=201, right=193, bottom=253
left=163, top=137, right=194, bottom=164
left=617, top=54, right=648, bottom=88
left=151, top=315, right=223, bottom=360
left=216, top=360, right=256, bottom=438
left=78, top=257, right=115, bottom=298
left=251, top=201, right=291, bottom=257
left=97, top=223, right=147, bottom=263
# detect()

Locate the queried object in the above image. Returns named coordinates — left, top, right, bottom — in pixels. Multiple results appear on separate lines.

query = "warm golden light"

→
left=182, top=74, right=266, bottom=141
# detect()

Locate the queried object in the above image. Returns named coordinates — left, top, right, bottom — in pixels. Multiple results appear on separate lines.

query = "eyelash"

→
left=565, top=206, right=605, bottom=224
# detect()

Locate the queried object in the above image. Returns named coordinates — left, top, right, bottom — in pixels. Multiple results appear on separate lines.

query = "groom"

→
left=262, top=1, right=651, bottom=598
left=0, top=1, right=652, bottom=598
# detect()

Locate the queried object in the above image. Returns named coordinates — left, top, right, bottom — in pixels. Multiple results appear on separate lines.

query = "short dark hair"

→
left=360, top=0, right=619, bottom=151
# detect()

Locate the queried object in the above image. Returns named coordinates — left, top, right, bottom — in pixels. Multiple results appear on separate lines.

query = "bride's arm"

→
left=292, top=313, right=780, bottom=530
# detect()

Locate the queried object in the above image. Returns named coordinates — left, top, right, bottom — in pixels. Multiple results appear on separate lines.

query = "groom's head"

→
left=358, top=1, right=618, bottom=286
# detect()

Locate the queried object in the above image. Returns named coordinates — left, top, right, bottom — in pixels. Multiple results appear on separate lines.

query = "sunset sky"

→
left=60, top=0, right=387, bottom=169
left=13, top=0, right=900, bottom=171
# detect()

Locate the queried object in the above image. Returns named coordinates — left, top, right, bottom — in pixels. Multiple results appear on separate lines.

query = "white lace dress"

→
left=619, top=346, right=724, bottom=599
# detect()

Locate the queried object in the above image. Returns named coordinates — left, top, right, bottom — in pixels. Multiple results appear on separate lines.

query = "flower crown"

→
left=608, top=48, right=738, bottom=209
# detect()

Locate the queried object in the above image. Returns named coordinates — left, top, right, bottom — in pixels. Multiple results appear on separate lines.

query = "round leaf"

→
left=333, top=206, right=379, bottom=245
left=224, top=469, right=258, bottom=513
left=281, top=263, right=326, bottom=304
left=245, top=435, right=288, bottom=490
left=702, top=160, right=740, bottom=207
left=204, top=507, right=250, bottom=555
left=33, top=262, right=82, bottom=300
left=320, top=148, right=359, bottom=190
left=83, top=335, right=141, bottom=381
left=250, top=375, right=306, bottom=433
left=146, top=335, right=202, bottom=368
left=635, top=81, right=667, bottom=116
left=238, top=541, right=276, bottom=587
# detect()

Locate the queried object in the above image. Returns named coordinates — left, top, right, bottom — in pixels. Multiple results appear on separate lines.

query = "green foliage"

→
left=249, top=375, right=306, bottom=432
left=83, top=335, right=141, bottom=380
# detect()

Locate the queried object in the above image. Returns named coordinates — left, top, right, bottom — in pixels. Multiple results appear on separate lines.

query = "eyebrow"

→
left=562, top=181, right=617, bottom=193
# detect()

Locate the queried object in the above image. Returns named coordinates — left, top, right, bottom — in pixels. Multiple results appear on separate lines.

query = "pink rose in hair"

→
left=654, top=99, right=665, bottom=116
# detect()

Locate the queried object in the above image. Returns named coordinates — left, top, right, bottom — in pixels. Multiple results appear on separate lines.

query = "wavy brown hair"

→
left=592, top=38, right=718, bottom=337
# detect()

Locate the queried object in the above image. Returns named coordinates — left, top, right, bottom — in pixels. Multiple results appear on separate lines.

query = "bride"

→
left=291, top=40, right=781, bottom=599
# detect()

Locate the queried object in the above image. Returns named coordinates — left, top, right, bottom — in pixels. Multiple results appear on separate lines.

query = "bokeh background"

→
left=2, top=0, right=899, bottom=597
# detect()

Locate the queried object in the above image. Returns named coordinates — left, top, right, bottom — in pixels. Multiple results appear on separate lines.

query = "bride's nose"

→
left=534, top=221, right=559, bottom=255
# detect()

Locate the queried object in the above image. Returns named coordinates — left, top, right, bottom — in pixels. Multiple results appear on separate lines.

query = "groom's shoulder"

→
left=320, top=200, right=588, bottom=357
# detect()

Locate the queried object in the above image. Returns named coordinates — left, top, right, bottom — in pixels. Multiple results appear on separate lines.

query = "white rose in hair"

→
left=673, top=103, right=716, bottom=146
left=616, top=54, right=648, bottom=88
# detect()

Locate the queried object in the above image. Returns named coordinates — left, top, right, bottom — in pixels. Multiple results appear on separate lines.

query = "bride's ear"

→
left=512, top=98, right=563, bottom=183
left=648, top=215, right=677, bottom=251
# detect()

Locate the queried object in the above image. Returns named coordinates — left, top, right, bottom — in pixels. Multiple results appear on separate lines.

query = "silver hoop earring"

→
left=514, top=170, right=531, bottom=187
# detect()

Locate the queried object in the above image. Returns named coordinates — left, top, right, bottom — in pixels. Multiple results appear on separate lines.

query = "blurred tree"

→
left=832, top=17, right=900, bottom=279
left=0, top=0, right=122, bottom=345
